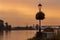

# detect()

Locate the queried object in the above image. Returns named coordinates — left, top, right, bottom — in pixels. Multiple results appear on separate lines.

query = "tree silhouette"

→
left=36, top=11, right=45, bottom=20
left=0, top=20, right=4, bottom=31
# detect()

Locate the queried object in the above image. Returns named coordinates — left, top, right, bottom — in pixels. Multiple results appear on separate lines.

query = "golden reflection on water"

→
left=0, top=30, right=37, bottom=40
left=0, top=31, right=3, bottom=40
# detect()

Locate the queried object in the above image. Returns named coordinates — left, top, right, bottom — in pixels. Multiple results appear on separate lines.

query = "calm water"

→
left=0, top=30, right=37, bottom=40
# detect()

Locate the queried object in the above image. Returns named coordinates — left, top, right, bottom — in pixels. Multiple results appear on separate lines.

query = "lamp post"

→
left=36, top=4, right=45, bottom=32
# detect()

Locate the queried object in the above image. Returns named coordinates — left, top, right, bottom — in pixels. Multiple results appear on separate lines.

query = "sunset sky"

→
left=0, top=0, right=60, bottom=27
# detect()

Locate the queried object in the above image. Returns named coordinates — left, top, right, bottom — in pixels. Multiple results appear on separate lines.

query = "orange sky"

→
left=0, top=0, right=60, bottom=27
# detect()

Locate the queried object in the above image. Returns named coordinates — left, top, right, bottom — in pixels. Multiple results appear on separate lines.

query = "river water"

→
left=0, top=30, right=37, bottom=40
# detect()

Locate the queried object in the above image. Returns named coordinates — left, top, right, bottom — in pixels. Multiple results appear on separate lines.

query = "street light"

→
left=38, top=4, right=42, bottom=12
left=36, top=4, right=45, bottom=32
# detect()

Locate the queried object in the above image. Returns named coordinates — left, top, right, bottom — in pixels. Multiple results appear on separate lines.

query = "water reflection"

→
left=4, top=31, right=11, bottom=40
left=5, top=31, right=11, bottom=35
left=0, top=30, right=37, bottom=40
left=0, top=31, right=3, bottom=40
